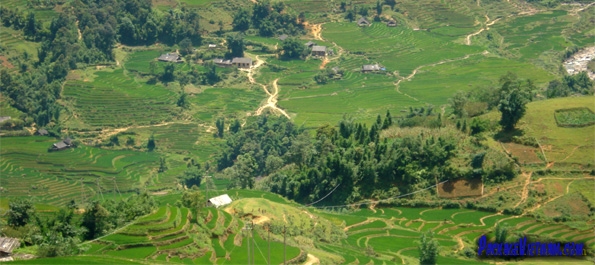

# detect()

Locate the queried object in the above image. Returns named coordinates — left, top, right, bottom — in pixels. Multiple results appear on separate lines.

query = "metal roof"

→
left=312, top=45, right=326, bottom=52
left=208, top=194, right=232, bottom=208
left=232, top=57, right=252, bottom=64
left=0, top=237, right=20, bottom=254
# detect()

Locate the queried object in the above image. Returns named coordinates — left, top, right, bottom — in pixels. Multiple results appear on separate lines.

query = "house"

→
left=357, top=17, right=371, bottom=27
left=232, top=57, right=253, bottom=68
left=305, top=41, right=316, bottom=48
left=208, top=44, right=217, bottom=49
left=0, top=116, right=10, bottom=123
left=36, top=128, right=49, bottom=136
left=278, top=34, right=288, bottom=41
left=311, top=45, right=327, bottom=57
left=207, top=194, right=232, bottom=208
left=50, top=137, right=73, bottom=151
left=387, top=19, right=397, bottom=27
left=362, top=64, right=381, bottom=73
left=213, top=58, right=232, bottom=67
left=157, top=53, right=183, bottom=63
left=0, top=237, right=20, bottom=262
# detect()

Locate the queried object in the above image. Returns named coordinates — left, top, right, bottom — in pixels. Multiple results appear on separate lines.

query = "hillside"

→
left=0, top=0, right=594, bottom=264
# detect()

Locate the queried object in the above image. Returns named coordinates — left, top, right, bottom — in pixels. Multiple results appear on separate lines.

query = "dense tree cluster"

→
left=2, top=194, right=156, bottom=257
left=546, top=72, right=594, bottom=98
left=0, top=1, right=206, bottom=129
left=218, top=113, right=452, bottom=205
left=232, top=0, right=305, bottom=37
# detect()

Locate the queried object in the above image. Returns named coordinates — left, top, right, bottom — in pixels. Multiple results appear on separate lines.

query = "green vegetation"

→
left=2, top=0, right=595, bottom=264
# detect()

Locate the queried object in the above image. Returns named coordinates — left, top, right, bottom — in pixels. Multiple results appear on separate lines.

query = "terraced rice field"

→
left=0, top=137, right=159, bottom=205
left=311, top=205, right=591, bottom=263
left=62, top=69, right=178, bottom=128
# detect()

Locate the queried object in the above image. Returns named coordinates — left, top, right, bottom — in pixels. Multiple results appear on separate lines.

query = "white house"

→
left=207, top=194, right=233, bottom=208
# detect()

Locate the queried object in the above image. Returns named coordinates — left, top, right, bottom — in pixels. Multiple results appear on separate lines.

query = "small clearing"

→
left=304, top=254, right=320, bottom=265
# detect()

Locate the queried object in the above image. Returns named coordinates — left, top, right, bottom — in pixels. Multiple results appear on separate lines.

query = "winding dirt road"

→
left=240, top=56, right=290, bottom=118
left=465, top=15, right=501, bottom=45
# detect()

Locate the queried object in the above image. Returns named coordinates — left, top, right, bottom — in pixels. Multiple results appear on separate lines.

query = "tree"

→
left=81, top=201, right=111, bottom=240
left=177, top=92, right=189, bottom=108
left=495, top=223, right=508, bottom=243
left=230, top=119, right=241, bottom=134
left=385, top=0, right=397, bottom=9
left=158, top=157, right=168, bottom=173
left=7, top=199, right=35, bottom=227
left=226, top=33, right=245, bottom=58
left=147, top=134, right=156, bottom=151
left=497, top=73, right=531, bottom=131
left=233, top=8, right=251, bottom=31
left=179, top=38, right=193, bottom=56
left=180, top=167, right=204, bottom=188
left=359, top=6, right=369, bottom=16
left=281, top=38, right=304, bottom=59
left=382, top=110, right=393, bottom=129
left=449, top=91, right=468, bottom=118
left=215, top=117, right=225, bottom=138
left=181, top=186, right=205, bottom=211
left=418, top=231, right=439, bottom=265
left=161, top=63, right=175, bottom=82
left=376, top=1, right=383, bottom=16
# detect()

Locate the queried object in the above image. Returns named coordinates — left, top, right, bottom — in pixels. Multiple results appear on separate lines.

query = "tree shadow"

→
left=493, top=128, right=523, bottom=143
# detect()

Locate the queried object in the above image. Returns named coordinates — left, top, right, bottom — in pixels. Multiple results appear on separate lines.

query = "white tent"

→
left=207, top=194, right=232, bottom=208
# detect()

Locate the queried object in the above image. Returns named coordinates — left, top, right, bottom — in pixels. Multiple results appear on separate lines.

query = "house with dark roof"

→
left=232, top=57, right=253, bottom=68
left=278, top=34, right=288, bottom=41
left=50, top=137, right=73, bottom=151
left=311, top=45, right=327, bottom=57
left=387, top=19, right=397, bottom=27
left=213, top=58, right=232, bottom=67
left=305, top=41, right=316, bottom=48
left=157, top=53, right=183, bottom=63
left=362, top=64, right=381, bottom=73
left=36, top=128, right=49, bottom=136
left=357, top=17, right=371, bottom=27
left=0, top=237, right=20, bottom=262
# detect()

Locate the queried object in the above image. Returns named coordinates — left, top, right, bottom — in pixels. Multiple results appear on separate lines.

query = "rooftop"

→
left=232, top=57, right=252, bottom=64
left=312, top=45, right=327, bottom=52
left=208, top=194, right=232, bottom=208
left=278, top=34, right=288, bottom=41
left=0, top=237, right=20, bottom=254
left=157, top=53, right=182, bottom=62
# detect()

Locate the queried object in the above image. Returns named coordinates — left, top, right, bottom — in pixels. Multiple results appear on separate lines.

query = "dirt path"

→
left=76, top=20, right=82, bottom=41
left=465, top=15, right=501, bottom=45
left=307, top=23, right=324, bottom=41
left=514, top=171, right=533, bottom=208
left=303, top=254, right=320, bottom=265
left=568, top=2, right=595, bottom=15
left=319, top=57, right=329, bottom=69
left=394, top=52, right=485, bottom=100
left=255, top=78, right=291, bottom=118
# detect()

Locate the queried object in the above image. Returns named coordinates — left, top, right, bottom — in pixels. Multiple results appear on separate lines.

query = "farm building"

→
left=305, top=41, right=316, bottom=48
left=50, top=137, right=73, bottom=151
left=311, top=45, right=327, bottom=57
left=213, top=58, right=232, bottom=67
left=36, top=128, right=49, bottom=136
left=0, top=116, right=11, bottom=123
left=157, top=53, right=183, bottom=63
left=278, top=34, right=288, bottom=41
left=207, top=194, right=232, bottom=208
left=362, top=64, right=381, bottom=73
left=208, top=44, right=217, bottom=48
left=357, top=17, right=371, bottom=27
left=232, top=57, right=253, bottom=68
left=0, top=237, right=20, bottom=262
left=387, top=19, right=397, bottom=27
